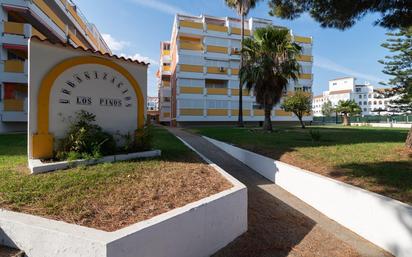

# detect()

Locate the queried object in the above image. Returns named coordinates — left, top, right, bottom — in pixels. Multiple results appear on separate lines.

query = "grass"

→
left=0, top=127, right=231, bottom=231
left=190, top=125, right=412, bottom=204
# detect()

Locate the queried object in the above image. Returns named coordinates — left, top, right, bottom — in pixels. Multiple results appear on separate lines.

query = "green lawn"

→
left=191, top=125, right=412, bottom=204
left=0, top=127, right=230, bottom=231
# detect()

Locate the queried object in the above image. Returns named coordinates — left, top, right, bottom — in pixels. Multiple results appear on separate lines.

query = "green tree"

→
left=225, top=0, right=261, bottom=127
left=321, top=100, right=335, bottom=117
left=281, top=91, right=311, bottom=128
left=335, top=100, right=361, bottom=126
left=240, top=26, right=301, bottom=131
left=268, top=0, right=412, bottom=30
left=379, top=27, right=412, bottom=148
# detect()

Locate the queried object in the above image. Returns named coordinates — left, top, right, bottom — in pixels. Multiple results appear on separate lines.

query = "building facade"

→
left=312, top=77, right=398, bottom=117
left=0, top=0, right=110, bottom=132
left=158, top=14, right=313, bottom=125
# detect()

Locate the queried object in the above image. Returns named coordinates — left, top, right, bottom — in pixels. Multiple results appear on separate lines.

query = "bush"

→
left=56, top=110, right=116, bottom=160
left=309, top=129, right=321, bottom=142
left=122, top=125, right=153, bottom=153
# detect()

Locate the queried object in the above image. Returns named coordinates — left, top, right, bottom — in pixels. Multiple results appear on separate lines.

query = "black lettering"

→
left=111, top=76, right=116, bottom=84
left=74, top=74, right=82, bottom=83
left=124, top=96, right=131, bottom=101
left=117, top=82, right=123, bottom=88
left=76, top=96, right=92, bottom=105
left=66, top=81, right=76, bottom=88
left=126, top=103, right=131, bottom=107
left=94, top=71, right=98, bottom=79
left=103, top=73, right=108, bottom=80
left=84, top=71, right=91, bottom=80
left=59, top=99, right=70, bottom=104
left=122, top=89, right=128, bottom=94
left=61, top=89, right=71, bottom=95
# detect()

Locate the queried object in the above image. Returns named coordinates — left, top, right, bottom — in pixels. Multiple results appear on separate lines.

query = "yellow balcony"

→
left=3, top=22, right=25, bottom=36
left=162, top=81, right=170, bottom=87
left=207, top=88, right=228, bottom=95
left=33, top=0, right=66, bottom=32
left=254, top=109, right=264, bottom=116
left=4, top=60, right=25, bottom=73
left=3, top=99, right=24, bottom=111
left=180, top=42, right=203, bottom=51
left=162, top=50, right=170, bottom=56
left=32, top=27, right=46, bottom=40
left=163, top=112, right=170, bottom=118
left=163, top=66, right=171, bottom=72
left=207, top=109, right=228, bottom=116
left=299, top=73, right=313, bottom=80
left=180, top=109, right=203, bottom=116
left=207, top=24, right=228, bottom=33
left=232, top=109, right=251, bottom=116
left=180, top=20, right=204, bottom=30
left=68, top=31, right=87, bottom=49
left=206, top=45, right=228, bottom=54
left=180, top=64, right=203, bottom=73
left=297, top=55, right=313, bottom=62
left=207, top=67, right=227, bottom=75
left=231, top=89, right=249, bottom=96
left=231, top=69, right=239, bottom=75
left=275, top=110, right=292, bottom=116
left=231, top=48, right=241, bottom=55
left=231, top=27, right=251, bottom=36
left=294, top=35, right=312, bottom=44
left=180, top=87, right=203, bottom=94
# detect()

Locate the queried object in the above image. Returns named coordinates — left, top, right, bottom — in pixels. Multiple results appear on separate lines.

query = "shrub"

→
left=122, top=125, right=153, bottom=153
left=309, top=129, right=321, bottom=142
left=56, top=110, right=116, bottom=160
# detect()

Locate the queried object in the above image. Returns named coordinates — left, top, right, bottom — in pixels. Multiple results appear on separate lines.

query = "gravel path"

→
left=167, top=127, right=392, bottom=257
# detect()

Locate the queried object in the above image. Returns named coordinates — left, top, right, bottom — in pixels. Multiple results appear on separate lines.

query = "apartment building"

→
left=158, top=14, right=313, bottom=125
left=0, top=0, right=110, bottom=132
left=312, top=77, right=398, bottom=116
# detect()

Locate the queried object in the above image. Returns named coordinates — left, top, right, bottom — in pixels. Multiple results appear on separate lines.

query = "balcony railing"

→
left=4, top=60, right=25, bottom=73
left=3, top=22, right=25, bottom=36
left=3, top=99, right=25, bottom=112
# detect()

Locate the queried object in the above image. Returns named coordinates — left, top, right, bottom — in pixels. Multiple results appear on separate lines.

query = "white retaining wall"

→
left=205, top=136, right=412, bottom=257
left=0, top=161, right=247, bottom=257
left=352, top=122, right=412, bottom=129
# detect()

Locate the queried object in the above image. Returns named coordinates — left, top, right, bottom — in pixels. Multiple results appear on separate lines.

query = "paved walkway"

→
left=167, top=127, right=392, bottom=257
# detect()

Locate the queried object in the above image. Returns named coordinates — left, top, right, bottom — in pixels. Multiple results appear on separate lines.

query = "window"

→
left=253, top=103, right=262, bottom=109
left=205, top=79, right=227, bottom=88
left=163, top=97, right=171, bottom=102
left=363, top=101, right=367, bottom=105
left=368, top=101, right=371, bottom=105
left=379, top=101, right=382, bottom=104
left=207, top=100, right=228, bottom=109
left=359, top=95, right=362, bottom=99
left=355, top=88, right=361, bottom=92
left=374, top=101, right=377, bottom=105
left=364, top=108, right=367, bottom=112
left=359, top=101, right=362, bottom=105
left=179, top=99, right=203, bottom=108
left=333, top=82, right=337, bottom=86
left=163, top=44, right=170, bottom=50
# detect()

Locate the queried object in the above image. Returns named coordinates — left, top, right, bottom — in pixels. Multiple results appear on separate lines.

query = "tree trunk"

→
left=406, top=127, right=412, bottom=149
left=342, top=114, right=350, bottom=126
left=237, top=12, right=244, bottom=127
left=263, top=105, right=272, bottom=131
left=298, top=116, right=305, bottom=129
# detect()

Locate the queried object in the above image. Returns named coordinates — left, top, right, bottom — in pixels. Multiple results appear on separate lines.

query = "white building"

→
left=312, top=77, right=398, bottom=117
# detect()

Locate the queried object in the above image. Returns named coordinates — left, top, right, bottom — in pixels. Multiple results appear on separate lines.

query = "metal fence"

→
left=313, top=115, right=412, bottom=124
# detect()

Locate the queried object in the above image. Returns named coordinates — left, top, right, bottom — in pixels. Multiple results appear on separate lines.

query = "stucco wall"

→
left=205, top=136, right=412, bottom=257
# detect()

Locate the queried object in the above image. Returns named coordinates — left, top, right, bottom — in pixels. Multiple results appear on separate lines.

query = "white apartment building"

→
left=0, top=0, right=110, bottom=132
left=158, top=14, right=314, bottom=125
left=312, top=77, right=398, bottom=117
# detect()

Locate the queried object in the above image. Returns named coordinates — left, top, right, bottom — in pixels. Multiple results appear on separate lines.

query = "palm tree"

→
left=240, top=26, right=302, bottom=131
left=225, top=0, right=261, bottom=127
left=335, top=100, right=361, bottom=126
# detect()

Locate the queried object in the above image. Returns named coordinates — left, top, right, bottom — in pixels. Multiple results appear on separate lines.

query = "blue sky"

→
left=76, top=0, right=391, bottom=97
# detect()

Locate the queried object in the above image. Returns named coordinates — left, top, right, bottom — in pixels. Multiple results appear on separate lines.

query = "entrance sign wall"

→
left=28, top=38, right=148, bottom=160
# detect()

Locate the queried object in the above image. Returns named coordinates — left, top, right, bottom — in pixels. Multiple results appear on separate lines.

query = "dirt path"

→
left=167, top=127, right=392, bottom=257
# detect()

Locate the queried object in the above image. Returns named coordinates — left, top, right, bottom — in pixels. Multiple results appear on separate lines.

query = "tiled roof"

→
left=30, top=36, right=149, bottom=66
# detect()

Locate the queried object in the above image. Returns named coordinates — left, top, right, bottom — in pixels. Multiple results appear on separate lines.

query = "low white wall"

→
left=205, top=136, right=412, bottom=257
left=1, top=153, right=247, bottom=257
left=352, top=122, right=412, bottom=129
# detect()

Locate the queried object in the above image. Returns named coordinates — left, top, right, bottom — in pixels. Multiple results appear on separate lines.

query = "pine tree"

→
left=379, top=28, right=412, bottom=148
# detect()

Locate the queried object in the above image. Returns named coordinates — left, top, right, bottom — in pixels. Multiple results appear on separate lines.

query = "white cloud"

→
left=129, top=0, right=188, bottom=15
left=102, top=34, right=130, bottom=52
left=314, top=55, right=385, bottom=83
left=120, top=53, right=158, bottom=65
